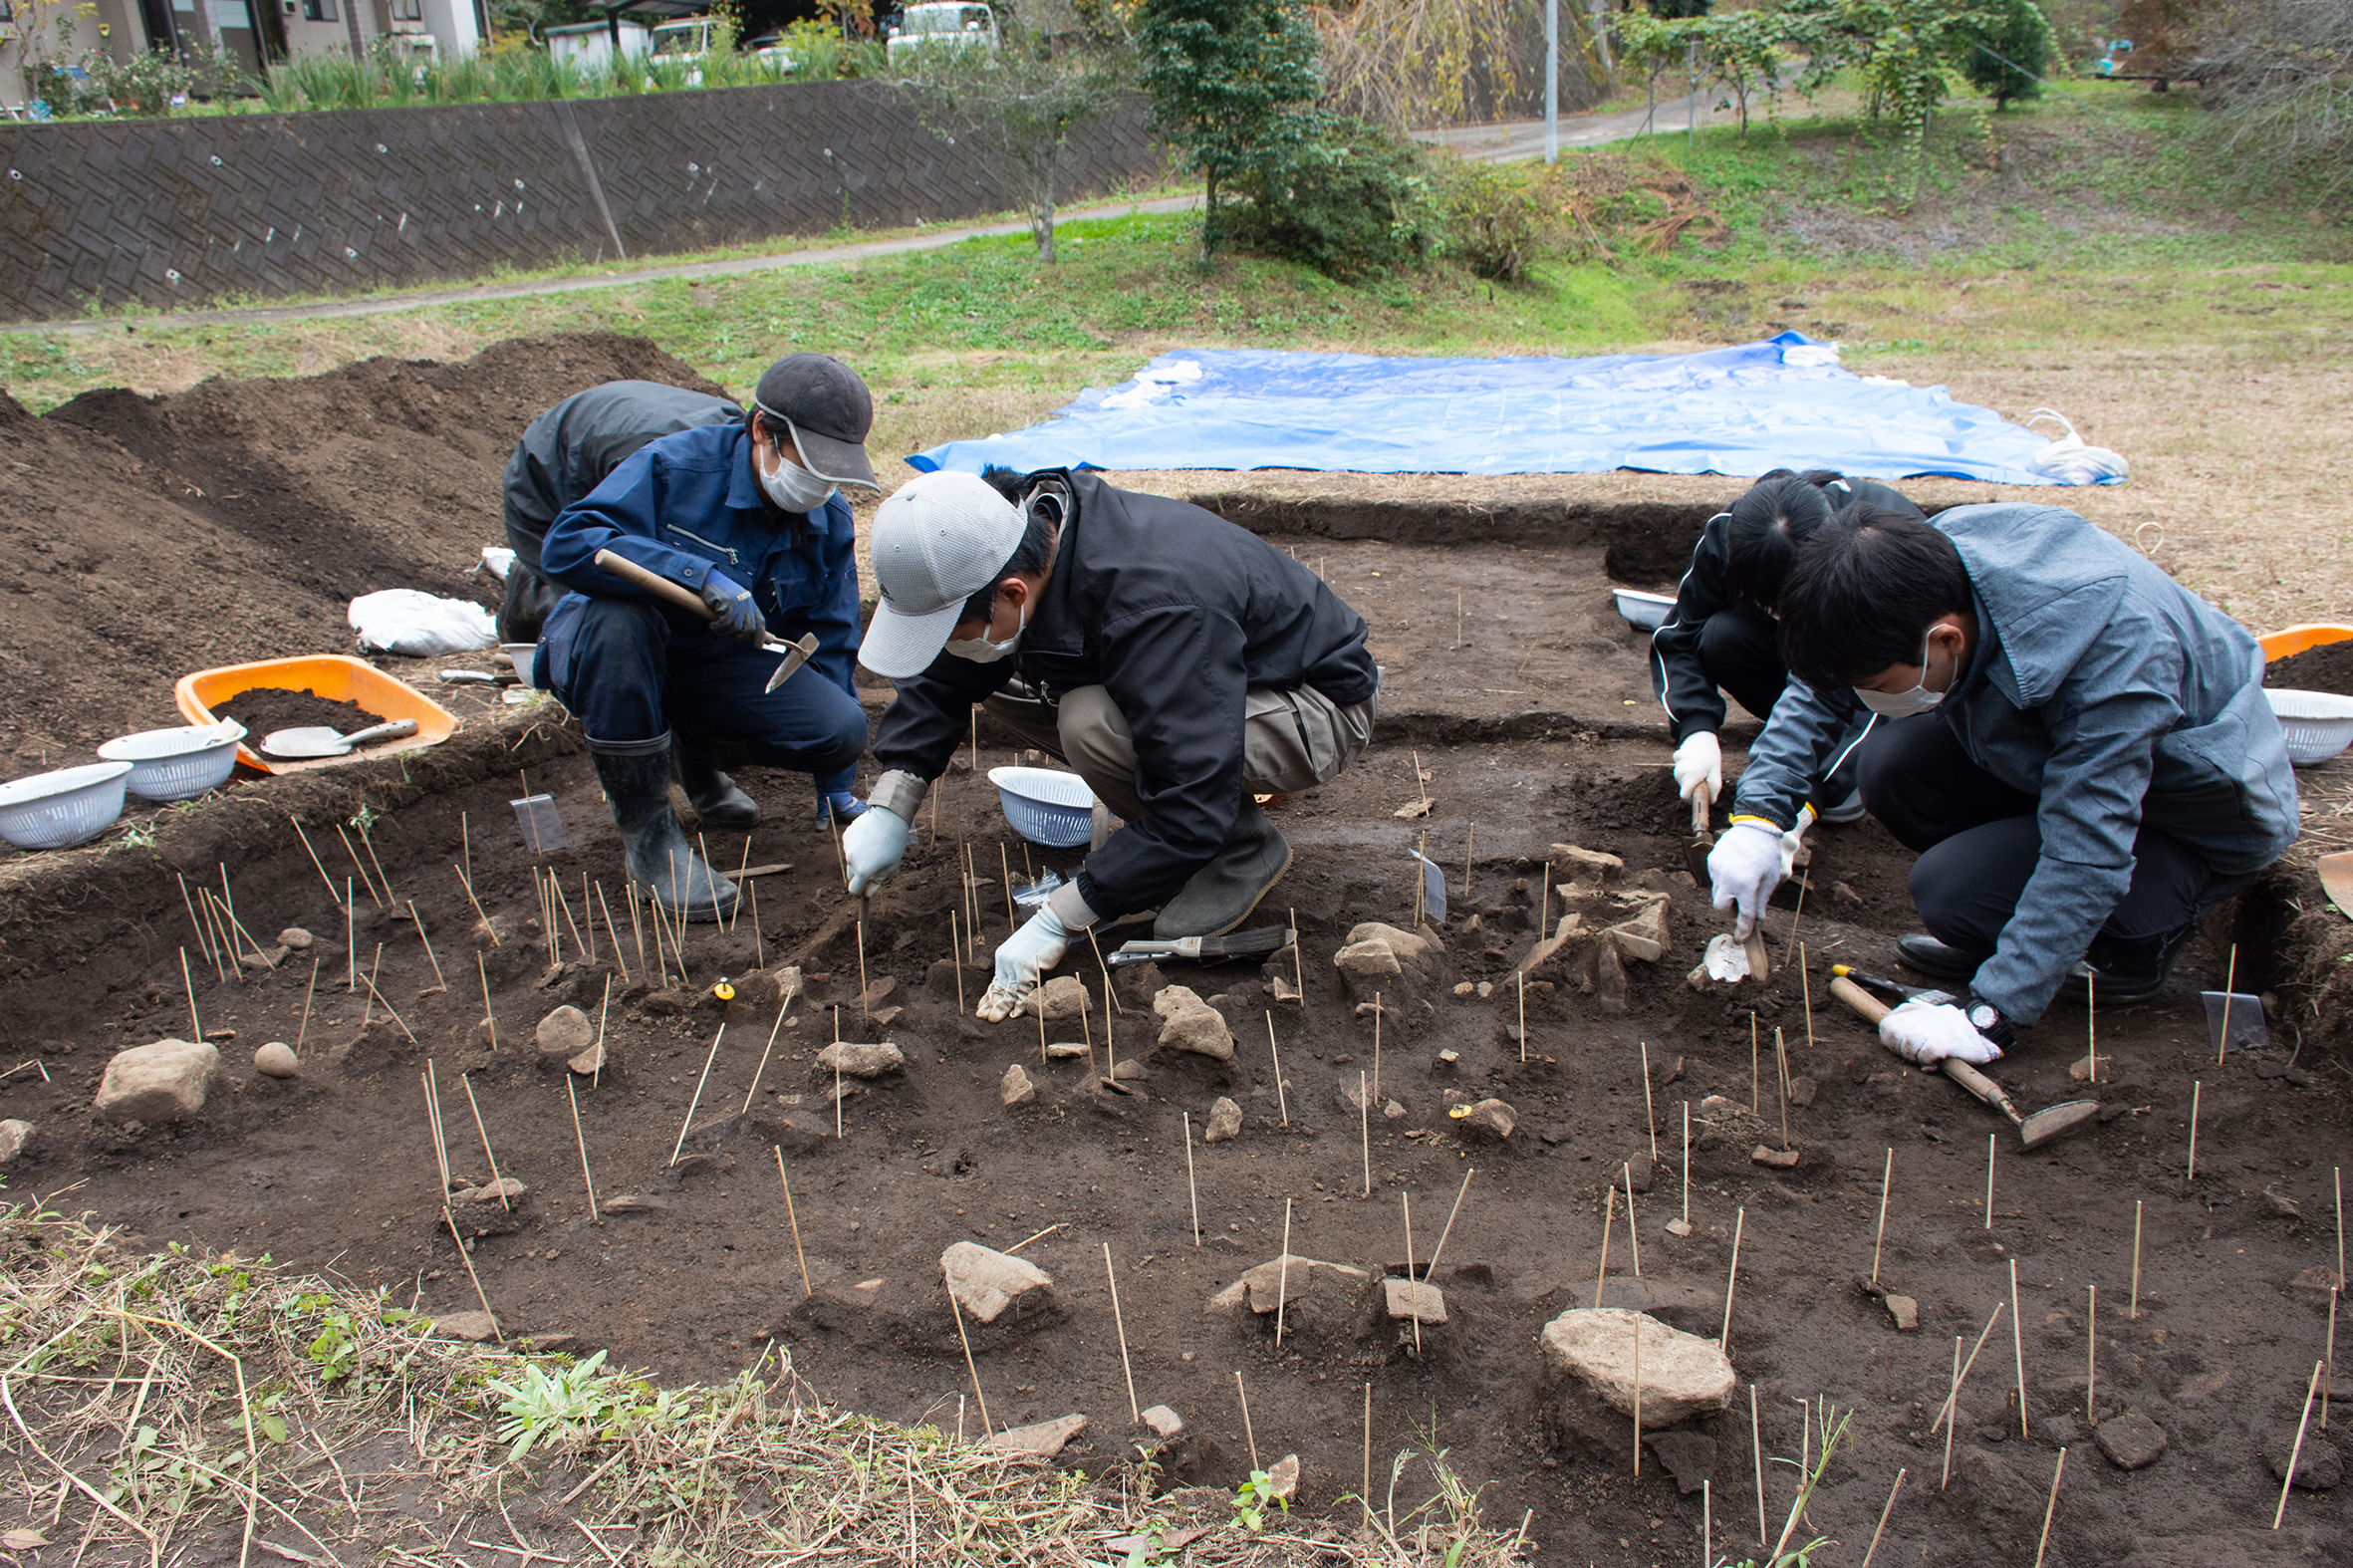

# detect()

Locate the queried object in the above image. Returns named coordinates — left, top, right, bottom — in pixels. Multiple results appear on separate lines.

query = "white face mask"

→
left=756, top=428, right=836, bottom=514
left=943, top=596, right=1028, bottom=662
left=1855, top=632, right=1951, bottom=718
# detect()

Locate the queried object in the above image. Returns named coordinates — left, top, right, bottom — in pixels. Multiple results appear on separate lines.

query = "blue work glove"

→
left=977, top=907, right=1073, bottom=1022
left=816, top=791, right=869, bottom=832
left=697, top=570, right=766, bottom=645
left=842, top=805, right=909, bottom=896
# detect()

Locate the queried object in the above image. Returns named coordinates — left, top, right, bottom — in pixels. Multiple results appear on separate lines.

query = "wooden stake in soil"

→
left=345, top=879, right=357, bottom=992
left=628, top=883, right=648, bottom=981
left=362, top=946, right=419, bottom=1043
left=1182, top=1112, right=1200, bottom=1247
left=1773, top=1026, right=1792, bottom=1152
left=2187, top=1080, right=2202, bottom=1183
left=1720, top=1207, right=1745, bottom=1354
left=1750, top=1385, right=1767, bottom=1547
left=2220, top=943, right=2238, bottom=1065
left=1103, top=1243, right=1142, bottom=1425
left=336, top=824, right=382, bottom=908
left=1624, top=1163, right=1643, bottom=1279
left=1359, top=1071, right=1372, bottom=1198
left=178, top=947, right=201, bottom=1043
left=1362, top=1384, right=1374, bottom=1526
left=999, top=843, right=1015, bottom=932
left=774, top=1147, right=811, bottom=1297
left=358, top=820, right=395, bottom=909
left=459, top=1075, right=511, bottom=1210
left=1986, top=1132, right=1998, bottom=1229
left=595, top=883, right=627, bottom=984
left=1594, top=1186, right=1616, bottom=1307
left=834, top=1007, right=844, bottom=1140
left=566, top=1077, right=599, bottom=1221
left=947, top=1290, right=993, bottom=1437
left=2323, top=1286, right=2337, bottom=1431
left=1086, top=926, right=1124, bottom=1016
left=1517, top=971, right=1527, bottom=1064
left=2087, top=970, right=2097, bottom=1085
left=1681, top=1103, right=1693, bottom=1230
left=1942, top=1335, right=1963, bottom=1490
left=1265, top=1011, right=1289, bottom=1128
left=176, top=874, right=216, bottom=973
left=740, top=989, right=790, bottom=1117
left=1234, top=1371, right=1258, bottom=1471
left=594, top=972, right=612, bottom=1089
left=455, top=865, right=497, bottom=945
left=2337, top=1165, right=2346, bottom=1289
left=1372, top=992, right=1383, bottom=1102
left=856, top=916, right=871, bottom=1024
left=2011, top=1257, right=2030, bottom=1438
left=295, top=956, right=320, bottom=1056
left=477, top=951, right=498, bottom=1050
left=1749, top=1011, right=1760, bottom=1115
left=2033, top=1448, right=2067, bottom=1568
left=1425, top=1167, right=1476, bottom=1282
left=1463, top=822, right=1473, bottom=898
left=289, top=817, right=343, bottom=911
left=1290, top=908, right=1304, bottom=1008
left=1872, top=1148, right=1893, bottom=1285
left=409, top=903, right=449, bottom=994
left=1640, top=1041, right=1659, bottom=1163
left=421, top=1065, right=451, bottom=1192
left=2130, top=1198, right=2144, bottom=1318
left=749, top=880, right=763, bottom=969
left=669, top=1024, right=727, bottom=1167
left=951, top=911, right=967, bottom=1017
left=1632, top=1312, right=1643, bottom=1476
left=461, top=811, right=473, bottom=887
left=442, top=1207, right=502, bottom=1344
left=1401, top=1191, right=1423, bottom=1356
left=2276, top=1361, right=2324, bottom=1528
left=1275, top=1198, right=1294, bottom=1348
left=1860, top=1469, right=1907, bottom=1568
left=1933, top=1300, right=2007, bottom=1436
left=2085, top=1284, right=2097, bottom=1425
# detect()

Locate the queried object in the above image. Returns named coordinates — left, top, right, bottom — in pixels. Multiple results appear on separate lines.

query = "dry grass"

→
left=0, top=1202, right=1527, bottom=1566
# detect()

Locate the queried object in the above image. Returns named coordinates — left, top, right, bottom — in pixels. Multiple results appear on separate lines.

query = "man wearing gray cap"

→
left=536, top=354, right=882, bottom=921
left=840, top=467, right=1379, bottom=1019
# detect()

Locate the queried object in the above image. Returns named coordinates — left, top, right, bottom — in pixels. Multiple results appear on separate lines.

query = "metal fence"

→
left=0, top=81, right=1165, bottom=321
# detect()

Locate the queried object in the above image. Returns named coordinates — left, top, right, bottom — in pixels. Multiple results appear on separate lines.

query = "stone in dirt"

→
left=1141, top=1405, right=1184, bottom=1438
left=1269, top=974, right=1302, bottom=1003
left=536, top=1005, right=594, bottom=1058
left=253, top=1042, right=300, bottom=1078
left=1045, top=1041, right=1090, bottom=1059
left=1385, top=1099, right=1406, bottom=1120
left=452, top=1176, right=528, bottom=1204
left=857, top=975, right=898, bottom=1011
left=1000, top=1063, right=1037, bottom=1108
left=279, top=927, right=314, bottom=949
left=1549, top=845, right=1624, bottom=887
left=1665, top=1218, right=1694, bottom=1236
left=1884, top=1294, right=1920, bottom=1331
left=1646, top=1431, right=1715, bottom=1495
left=1752, top=1145, right=1800, bottom=1168
left=1385, top=1278, right=1448, bottom=1324
left=817, top=1041, right=907, bottom=1079
left=2265, top=1429, right=2342, bottom=1490
left=568, top=1038, right=606, bottom=1076
left=1025, top=974, right=1092, bottom=1021
left=639, top=989, right=691, bottom=1017
left=1207, top=1255, right=1373, bottom=1315
left=604, top=1193, right=670, bottom=1213
left=988, top=1412, right=1087, bottom=1458
left=1786, top=1075, right=1817, bottom=1108
left=1112, top=1058, right=1145, bottom=1081
left=1154, top=984, right=1235, bottom=1061
left=433, top=1311, right=498, bottom=1342
left=1600, top=900, right=1671, bottom=964
left=1539, top=1308, right=1737, bottom=1427
left=1265, top=1453, right=1300, bottom=1500
left=1453, top=1098, right=1516, bottom=1140
left=2094, top=1410, right=2168, bottom=1470
left=1594, top=939, right=1629, bottom=1014
left=1203, top=1097, right=1243, bottom=1142
left=1624, top=1154, right=1655, bottom=1193
left=0, top=1119, right=31, bottom=1166
left=940, top=1240, right=1054, bottom=1323
left=95, top=1039, right=220, bottom=1125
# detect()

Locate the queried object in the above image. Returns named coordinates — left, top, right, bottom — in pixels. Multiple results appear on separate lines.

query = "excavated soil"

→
left=0, top=340, right=2347, bottom=1567
left=2265, top=642, right=2353, bottom=697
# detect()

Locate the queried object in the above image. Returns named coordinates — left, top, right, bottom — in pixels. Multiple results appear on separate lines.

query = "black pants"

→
left=1857, top=714, right=2255, bottom=952
left=1701, top=606, right=1866, bottom=808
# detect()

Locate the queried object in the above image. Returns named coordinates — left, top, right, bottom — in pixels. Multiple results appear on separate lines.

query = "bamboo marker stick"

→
left=2336, top=1166, right=2345, bottom=1289
left=856, top=917, right=871, bottom=1023
left=774, top=1147, right=812, bottom=1297
left=1942, top=1335, right=1963, bottom=1489
left=1275, top=1199, right=1294, bottom=1349
left=1594, top=1186, right=1616, bottom=1307
left=359, top=821, right=395, bottom=908
left=1641, top=1041, right=1659, bottom=1162
left=1861, top=1469, right=1906, bottom=1568
left=178, top=947, right=202, bottom=1042
left=1799, top=939, right=1814, bottom=1052
left=345, top=879, right=357, bottom=991
left=2087, top=971, right=2097, bottom=1084
left=337, top=824, right=382, bottom=908
left=290, top=817, right=343, bottom=910
left=1456, top=588, right=1463, bottom=649
left=2033, top=1449, right=2067, bottom=1567
left=2011, top=1258, right=2030, bottom=1438
left=595, top=883, right=627, bottom=984
left=409, top=903, right=449, bottom=993
left=1362, top=1384, right=1375, bottom=1525
left=1463, top=823, right=1473, bottom=897
left=2324, top=1287, right=2337, bottom=1431
left=1359, top=1071, right=1372, bottom=1197
left=740, top=989, right=789, bottom=1117
left=1986, top=1133, right=1998, bottom=1229
left=2086, top=1284, right=2097, bottom=1425
left=1290, top=909, right=1304, bottom=1008
left=1087, top=927, right=1124, bottom=1015
left=176, top=874, right=215, bottom=972
left=1426, top=1167, right=1474, bottom=1278
left=456, top=865, right=497, bottom=945
left=1037, top=997, right=1048, bottom=1069
left=1402, top=1191, right=1423, bottom=1356
left=1720, top=1207, right=1744, bottom=1353
left=948, top=1291, right=993, bottom=1437
left=2188, top=1081, right=2203, bottom=1183
left=1182, top=1113, right=1200, bottom=1246
left=629, top=884, right=648, bottom=980
left=999, top=843, right=1015, bottom=932
left=1517, top=971, right=1527, bottom=1064
left=1624, top=1164, right=1643, bottom=1278
left=668, top=1024, right=727, bottom=1167
left=459, top=1075, right=511, bottom=1210
left=1751, top=1385, right=1767, bottom=1546
left=750, top=881, right=764, bottom=969
left=295, top=956, right=320, bottom=1056
left=1773, top=1026, right=1792, bottom=1151
left=2131, top=1199, right=2144, bottom=1317
left=360, top=942, right=377, bottom=1029
left=1103, top=1244, right=1142, bottom=1425
left=594, top=972, right=611, bottom=1089
left=2220, top=943, right=2238, bottom=1065
left=1872, top=1148, right=1893, bottom=1285
left=1632, top=1313, right=1643, bottom=1475
left=1681, top=1103, right=1693, bottom=1227
left=1933, top=1302, right=2007, bottom=1435
left=420, top=1072, right=450, bottom=1190
left=1750, top=1011, right=1760, bottom=1115
left=477, top=952, right=498, bottom=1050
left=951, top=911, right=966, bottom=1017
left=835, top=1007, right=845, bottom=1140
left=728, top=844, right=750, bottom=934
left=567, top=1077, right=599, bottom=1221
left=1235, top=1371, right=1258, bottom=1471
left=443, top=1208, right=502, bottom=1344
left=2276, top=1362, right=2324, bottom=1528
left=1373, top=993, right=1383, bottom=1101
left=1266, top=1012, right=1289, bottom=1127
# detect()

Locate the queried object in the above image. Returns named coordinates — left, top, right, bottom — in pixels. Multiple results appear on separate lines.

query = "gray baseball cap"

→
left=752, top=354, right=879, bottom=490
left=859, top=471, right=1025, bottom=679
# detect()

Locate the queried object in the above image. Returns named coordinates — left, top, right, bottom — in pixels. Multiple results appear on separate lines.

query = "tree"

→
left=2196, top=0, right=2353, bottom=184
left=1960, top=0, right=2056, bottom=107
left=1137, top=0, right=1323, bottom=258
left=905, top=2, right=1137, bottom=262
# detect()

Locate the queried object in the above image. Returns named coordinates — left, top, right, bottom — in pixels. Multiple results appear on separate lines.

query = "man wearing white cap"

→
left=841, top=467, right=1380, bottom=1019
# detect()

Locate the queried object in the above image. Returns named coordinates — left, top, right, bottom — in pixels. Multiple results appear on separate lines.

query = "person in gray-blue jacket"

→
left=1707, top=502, right=2297, bottom=1065
left=537, top=355, right=881, bottom=922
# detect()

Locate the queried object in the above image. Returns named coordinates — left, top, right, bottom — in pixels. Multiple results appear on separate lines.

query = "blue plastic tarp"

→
left=910, top=334, right=2107, bottom=486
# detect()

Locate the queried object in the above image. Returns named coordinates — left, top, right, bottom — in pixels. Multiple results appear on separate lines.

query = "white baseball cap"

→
left=859, top=471, right=1026, bottom=679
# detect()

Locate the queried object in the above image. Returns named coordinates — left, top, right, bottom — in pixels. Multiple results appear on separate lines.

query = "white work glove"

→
left=1673, top=731, right=1722, bottom=805
left=976, top=907, right=1074, bottom=1022
left=1707, top=821, right=1787, bottom=939
left=1879, top=999, right=2005, bottom=1066
left=842, top=805, right=910, bottom=896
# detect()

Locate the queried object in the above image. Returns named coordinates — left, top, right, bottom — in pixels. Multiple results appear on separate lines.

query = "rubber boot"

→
left=1153, top=800, right=1293, bottom=939
left=592, top=732, right=739, bottom=923
left=2069, top=921, right=2200, bottom=1005
left=671, top=740, right=759, bottom=829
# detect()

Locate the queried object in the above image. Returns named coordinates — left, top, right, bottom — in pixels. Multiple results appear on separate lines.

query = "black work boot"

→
left=1153, top=800, right=1293, bottom=939
left=591, top=732, right=739, bottom=923
left=2068, top=921, right=2200, bottom=1005
left=1897, top=931, right=1993, bottom=982
left=671, top=740, right=759, bottom=829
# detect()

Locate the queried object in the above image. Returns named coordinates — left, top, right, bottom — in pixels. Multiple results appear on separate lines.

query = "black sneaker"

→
left=2065, top=922, right=2200, bottom=1005
left=1896, top=932, right=1992, bottom=982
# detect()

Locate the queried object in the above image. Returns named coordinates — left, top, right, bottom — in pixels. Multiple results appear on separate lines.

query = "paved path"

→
left=2, top=192, right=1203, bottom=337
left=1414, top=91, right=1731, bottom=164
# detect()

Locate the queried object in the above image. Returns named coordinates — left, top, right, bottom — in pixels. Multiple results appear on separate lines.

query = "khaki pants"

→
left=983, top=681, right=1376, bottom=825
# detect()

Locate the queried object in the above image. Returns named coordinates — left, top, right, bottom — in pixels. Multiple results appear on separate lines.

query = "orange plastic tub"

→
left=2258, top=624, right=2353, bottom=664
left=174, top=655, right=459, bottom=777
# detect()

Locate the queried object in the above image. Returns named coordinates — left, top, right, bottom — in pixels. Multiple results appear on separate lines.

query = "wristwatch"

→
left=1963, top=997, right=2015, bottom=1054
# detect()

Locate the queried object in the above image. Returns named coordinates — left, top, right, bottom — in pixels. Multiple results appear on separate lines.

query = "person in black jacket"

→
left=498, top=381, right=743, bottom=646
left=840, top=467, right=1380, bottom=1020
left=1649, top=470, right=1926, bottom=825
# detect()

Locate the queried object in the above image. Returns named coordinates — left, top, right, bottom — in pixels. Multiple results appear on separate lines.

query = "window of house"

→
left=301, top=0, right=336, bottom=18
left=390, top=0, right=420, bottom=19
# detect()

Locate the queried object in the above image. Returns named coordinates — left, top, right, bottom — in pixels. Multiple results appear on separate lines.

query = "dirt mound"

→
left=0, top=334, right=722, bottom=773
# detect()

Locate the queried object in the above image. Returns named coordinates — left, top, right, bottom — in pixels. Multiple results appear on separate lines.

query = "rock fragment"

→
left=279, top=927, right=314, bottom=949
left=1206, top=1255, right=1372, bottom=1315
left=1141, top=1405, right=1184, bottom=1438
left=1203, top=1097, right=1243, bottom=1142
left=940, top=1241, right=1054, bottom=1324
left=989, top=1413, right=1088, bottom=1458
left=95, top=1039, right=220, bottom=1125
left=253, top=1042, right=300, bottom=1079
left=1154, top=985, right=1235, bottom=1060
left=1539, top=1307, right=1736, bottom=1426
left=1000, top=1064, right=1037, bottom=1108
left=536, top=1005, right=594, bottom=1059
left=2094, top=1411, right=2168, bottom=1470
left=0, top=1119, right=31, bottom=1166
left=433, top=1311, right=498, bottom=1342
left=817, top=1041, right=908, bottom=1078
left=1452, top=1098, right=1516, bottom=1140
left=1549, top=845, right=1624, bottom=887
left=1884, top=1294, right=1920, bottom=1332
left=1384, top=1278, right=1448, bottom=1324
left=1025, top=974, right=1093, bottom=1021
left=2266, top=1430, right=2342, bottom=1490
left=1600, top=899, right=1671, bottom=963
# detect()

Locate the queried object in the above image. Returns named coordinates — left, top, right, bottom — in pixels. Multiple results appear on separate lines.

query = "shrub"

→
left=1230, top=117, right=1443, bottom=279
left=1433, top=159, right=1545, bottom=281
left=1961, top=0, right=2058, bottom=107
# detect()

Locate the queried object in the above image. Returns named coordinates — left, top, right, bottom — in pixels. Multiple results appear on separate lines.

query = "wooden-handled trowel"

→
left=591, top=548, right=820, bottom=690
left=1829, top=969, right=2097, bottom=1151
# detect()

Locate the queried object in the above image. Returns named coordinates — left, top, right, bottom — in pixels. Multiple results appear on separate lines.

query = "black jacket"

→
left=874, top=471, right=1376, bottom=918
left=1648, top=477, right=1923, bottom=743
left=501, top=381, right=742, bottom=572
